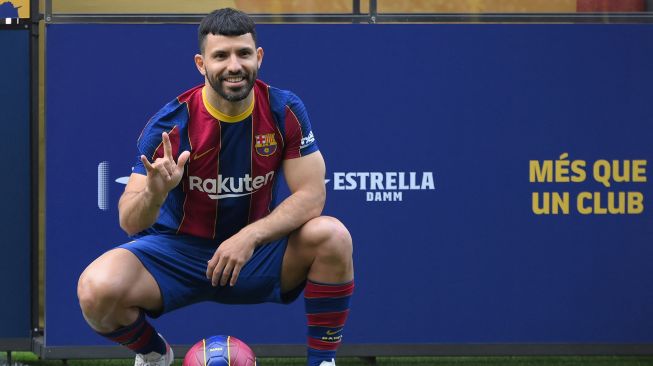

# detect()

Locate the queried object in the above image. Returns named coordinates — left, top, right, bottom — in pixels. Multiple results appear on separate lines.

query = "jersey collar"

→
left=202, top=86, right=255, bottom=123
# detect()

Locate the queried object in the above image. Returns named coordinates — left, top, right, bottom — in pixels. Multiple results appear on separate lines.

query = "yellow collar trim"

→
left=202, top=87, right=255, bottom=123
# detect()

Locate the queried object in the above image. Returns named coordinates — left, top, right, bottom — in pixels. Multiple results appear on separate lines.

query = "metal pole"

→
left=45, top=0, right=51, bottom=22
left=369, top=0, right=377, bottom=23
left=30, top=0, right=41, bottom=342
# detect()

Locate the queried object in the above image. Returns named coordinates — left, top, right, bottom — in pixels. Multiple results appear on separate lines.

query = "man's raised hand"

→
left=140, top=131, right=190, bottom=199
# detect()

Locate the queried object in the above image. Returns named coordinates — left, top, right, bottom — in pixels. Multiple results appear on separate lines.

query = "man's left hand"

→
left=206, top=230, right=257, bottom=287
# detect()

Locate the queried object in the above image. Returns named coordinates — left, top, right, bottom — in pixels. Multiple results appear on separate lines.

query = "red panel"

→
left=248, top=81, right=283, bottom=224
left=283, top=105, right=303, bottom=159
left=304, top=281, right=355, bottom=299
left=306, top=310, right=350, bottom=327
left=177, top=88, right=221, bottom=239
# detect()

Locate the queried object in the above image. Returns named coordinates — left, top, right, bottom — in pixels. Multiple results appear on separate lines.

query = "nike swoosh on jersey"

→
left=194, top=147, right=216, bottom=161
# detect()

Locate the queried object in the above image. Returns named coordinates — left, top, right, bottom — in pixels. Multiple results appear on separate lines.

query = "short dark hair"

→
left=198, top=8, right=257, bottom=53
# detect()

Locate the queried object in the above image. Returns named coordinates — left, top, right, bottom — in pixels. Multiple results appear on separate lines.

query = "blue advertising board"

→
left=46, top=23, right=653, bottom=353
left=0, top=29, right=32, bottom=348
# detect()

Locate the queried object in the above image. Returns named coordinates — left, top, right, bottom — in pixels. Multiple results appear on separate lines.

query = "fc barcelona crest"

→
left=255, top=133, right=278, bottom=156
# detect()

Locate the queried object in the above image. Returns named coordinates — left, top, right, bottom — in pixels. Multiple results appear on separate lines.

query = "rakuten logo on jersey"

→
left=189, top=172, right=274, bottom=200
left=331, top=171, right=435, bottom=202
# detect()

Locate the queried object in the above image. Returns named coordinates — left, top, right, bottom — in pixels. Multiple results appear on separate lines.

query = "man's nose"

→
left=226, top=54, right=242, bottom=73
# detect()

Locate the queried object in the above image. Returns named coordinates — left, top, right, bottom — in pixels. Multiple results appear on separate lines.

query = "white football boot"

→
left=133, top=334, right=174, bottom=366
left=318, top=359, right=336, bottom=366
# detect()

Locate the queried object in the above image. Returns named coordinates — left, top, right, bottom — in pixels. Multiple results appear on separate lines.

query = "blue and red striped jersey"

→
left=132, top=79, right=319, bottom=242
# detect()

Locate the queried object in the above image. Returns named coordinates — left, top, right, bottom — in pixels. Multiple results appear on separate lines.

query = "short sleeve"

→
left=132, top=99, right=187, bottom=175
left=282, top=92, right=319, bottom=160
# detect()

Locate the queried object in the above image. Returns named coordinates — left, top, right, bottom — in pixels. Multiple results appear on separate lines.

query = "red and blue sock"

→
left=99, top=311, right=166, bottom=355
left=305, top=279, right=355, bottom=366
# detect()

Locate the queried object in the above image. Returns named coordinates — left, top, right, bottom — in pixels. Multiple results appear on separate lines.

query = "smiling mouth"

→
left=223, top=76, right=245, bottom=83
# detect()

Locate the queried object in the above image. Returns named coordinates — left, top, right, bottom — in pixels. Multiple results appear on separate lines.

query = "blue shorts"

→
left=118, top=234, right=304, bottom=318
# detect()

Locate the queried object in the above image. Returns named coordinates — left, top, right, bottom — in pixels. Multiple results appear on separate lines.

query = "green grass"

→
left=5, top=353, right=653, bottom=366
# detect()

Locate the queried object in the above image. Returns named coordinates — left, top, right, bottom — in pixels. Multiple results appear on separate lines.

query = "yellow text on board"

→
left=529, top=153, right=647, bottom=215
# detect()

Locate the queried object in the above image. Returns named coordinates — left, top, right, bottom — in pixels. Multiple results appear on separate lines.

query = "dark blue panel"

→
left=0, top=29, right=31, bottom=339
left=46, top=23, right=653, bottom=347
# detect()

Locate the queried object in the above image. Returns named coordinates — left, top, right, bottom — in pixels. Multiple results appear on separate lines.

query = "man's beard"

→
left=207, top=69, right=257, bottom=102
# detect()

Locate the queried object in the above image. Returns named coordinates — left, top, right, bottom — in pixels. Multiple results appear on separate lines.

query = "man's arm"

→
left=119, top=132, right=189, bottom=236
left=206, top=151, right=326, bottom=286
left=118, top=174, right=164, bottom=236
left=246, top=151, right=326, bottom=244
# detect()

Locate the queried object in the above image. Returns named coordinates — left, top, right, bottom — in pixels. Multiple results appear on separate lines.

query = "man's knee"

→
left=300, top=216, right=353, bottom=260
left=77, top=267, right=127, bottom=318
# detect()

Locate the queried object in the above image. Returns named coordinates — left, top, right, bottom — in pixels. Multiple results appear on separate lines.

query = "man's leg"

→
left=77, top=248, right=172, bottom=364
left=282, top=216, right=355, bottom=366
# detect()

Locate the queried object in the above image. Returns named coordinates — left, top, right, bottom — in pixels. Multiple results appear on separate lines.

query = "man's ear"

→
left=256, top=47, right=264, bottom=69
left=194, top=54, right=206, bottom=76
